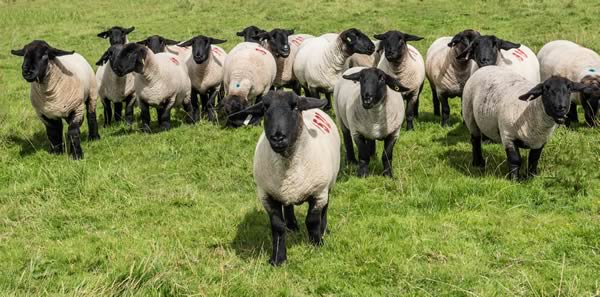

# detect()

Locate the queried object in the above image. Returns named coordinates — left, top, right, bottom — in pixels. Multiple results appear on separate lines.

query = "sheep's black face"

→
left=96, top=44, right=123, bottom=66
left=580, top=76, right=600, bottom=113
left=179, top=36, right=226, bottom=64
left=260, top=29, right=294, bottom=58
left=221, top=95, right=248, bottom=117
left=112, top=43, right=146, bottom=77
left=137, top=35, right=179, bottom=53
left=236, top=26, right=266, bottom=43
left=519, top=76, right=588, bottom=124
left=447, top=29, right=480, bottom=56
left=97, top=26, right=135, bottom=46
left=458, top=35, right=520, bottom=67
left=374, top=31, right=423, bottom=63
left=340, top=28, right=375, bottom=55
left=343, top=68, right=410, bottom=109
left=11, top=40, right=74, bottom=83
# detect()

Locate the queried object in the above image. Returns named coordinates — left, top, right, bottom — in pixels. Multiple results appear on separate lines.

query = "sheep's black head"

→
left=136, top=35, right=179, bottom=53
left=580, top=76, right=600, bottom=120
left=227, top=91, right=327, bottom=154
left=96, top=44, right=124, bottom=67
left=374, top=30, right=423, bottom=63
left=456, top=35, right=520, bottom=67
left=519, top=76, right=588, bottom=125
left=340, top=28, right=375, bottom=56
left=342, top=67, right=410, bottom=109
left=97, top=26, right=135, bottom=45
left=447, top=29, right=480, bottom=56
left=111, top=43, right=147, bottom=77
left=221, top=95, right=248, bottom=119
left=258, top=29, right=294, bottom=58
left=236, top=26, right=267, bottom=43
left=11, top=40, right=74, bottom=83
left=179, top=35, right=226, bottom=64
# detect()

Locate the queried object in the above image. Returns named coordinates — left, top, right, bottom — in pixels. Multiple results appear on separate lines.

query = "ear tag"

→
left=394, top=86, right=400, bottom=91
left=235, top=83, right=241, bottom=88
left=346, top=37, right=352, bottom=42
left=587, top=68, right=597, bottom=73
left=243, top=114, right=253, bottom=126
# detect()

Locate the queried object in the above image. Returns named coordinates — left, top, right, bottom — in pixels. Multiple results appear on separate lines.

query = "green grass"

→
left=1, top=0, right=600, bottom=296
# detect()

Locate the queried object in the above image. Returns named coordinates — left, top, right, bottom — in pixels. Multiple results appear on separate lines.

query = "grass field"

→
left=1, top=0, right=600, bottom=296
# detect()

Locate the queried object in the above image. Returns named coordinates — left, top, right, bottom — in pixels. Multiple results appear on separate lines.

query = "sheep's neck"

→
left=140, top=51, right=160, bottom=83
left=33, top=60, right=78, bottom=101
left=531, top=98, right=557, bottom=130
left=325, top=38, right=350, bottom=74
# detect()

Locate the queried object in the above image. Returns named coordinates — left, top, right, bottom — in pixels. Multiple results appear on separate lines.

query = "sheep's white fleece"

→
left=348, top=40, right=382, bottom=68
left=463, top=66, right=556, bottom=150
left=472, top=45, right=540, bottom=83
left=30, top=53, right=98, bottom=123
left=425, top=36, right=476, bottom=97
left=96, top=62, right=135, bottom=102
left=378, top=44, right=425, bottom=100
left=334, top=67, right=405, bottom=140
left=185, top=45, right=227, bottom=93
left=254, top=109, right=340, bottom=210
left=223, top=42, right=276, bottom=102
left=537, top=40, right=600, bottom=104
left=135, top=50, right=191, bottom=107
left=268, top=34, right=314, bottom=87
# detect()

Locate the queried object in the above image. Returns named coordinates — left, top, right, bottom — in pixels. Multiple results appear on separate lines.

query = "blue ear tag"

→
left=236, top=83, right=241, bottom=88
left=587, top=68, right=597, bottom=73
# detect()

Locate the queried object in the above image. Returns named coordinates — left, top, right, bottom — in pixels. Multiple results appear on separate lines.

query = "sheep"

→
left=293, top=28, right=375, bottom=109
left=227, top=91, right=340, bottom=266
left=537, top=40, right=600, bottom=127
left=97, top=26, right=135, bottom=45
left=221, top=42, right=277, bottom=122
left=11, top=40, right=100, bottom=160
left=177, top=35, right=228, bottom=122
left=347, top=40, right=382, bottom=68
left=425, top=29, right=480, bottom=126
left=458, top=35, right=540, bottom=83
left=462, top=66, right=586, bottom=180
left=375, top=31, right=425, bottom=130
left=136, top=35, right=180, bottom=54
left=95, top=44, right=136, bottom=126
left=236, top=25, right=267, bottom=43
left=258, top=28, right=314, bottom=94
left=111, top=43, right=194, bottom=133
left=334, top=67, right=410, bottom=177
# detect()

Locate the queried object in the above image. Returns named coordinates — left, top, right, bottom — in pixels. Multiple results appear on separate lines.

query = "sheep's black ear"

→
left=297, top=96, right=327, bottom=111
left=518, top=84, right=543, bottom=101
left=569, top=81, right=587, bottom=93
left=496, top=38, right=520, bottom=51
left=448, top=34, right=462, bottom=47
left=97, top=31, right=110, bottom=39
left=342, top=72, right=362, bottom=82
left=256, top=32, right=270, bottom=41
left=125, top=26, right=135, bottom=34
left=227, top=102, right=265, bottom=127
left=286, top=29, right=295, bottom=35
left=210, top=38, right=227, bottom=44
left=404, top=34, right=423, bottom=42
left=136, top=40, right=148, bottom=46
left=373, top=33, right=386, bottom=40
left=95, top=50, right=111, bottom=66
left=164, top=38, right=180, bottom=45
left=11, top=48, right=25, bottom=56
left=384, top=74, right=410, bottom=92
left=456, top=42, right=473, bottom=60
left=48, top=47, right=74, bottom=58
left=178, top=38, right=194, bottom=47
left=236, top=31, right=244, bottom=37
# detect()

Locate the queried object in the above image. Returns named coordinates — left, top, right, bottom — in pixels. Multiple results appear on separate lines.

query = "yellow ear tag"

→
left=394, top=86, right=400, bottom=91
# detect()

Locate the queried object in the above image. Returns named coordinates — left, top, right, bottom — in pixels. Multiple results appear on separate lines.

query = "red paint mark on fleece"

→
left=311, top=112, right=331, bottom=134
left=255, top=47, right=268, bottom=55
left=511, top=48, right=527, bottom=62
left=169, top=56, right=180, bottom=65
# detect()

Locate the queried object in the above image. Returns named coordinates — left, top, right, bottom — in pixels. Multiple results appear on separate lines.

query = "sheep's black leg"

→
left=527, top=145, right=544, bottom=178
left=440, top=94, right=450, bottom=127
left=367, top=139, right=376, bottom=158
left=566, top=102, right=578, bottom=127
left=283, top=205, right=299, bottom=232
left=265, top=197, right=286, bottom=266
left=430, top=81, right=440, bottom=116
left=324, top=92, right=332, bottom=111
left=159, top=106, right=172, bottom=131
left=291, top=81, right=302, bottom=96
left=320, top=202, right=329, bottom=235
left=505, top=144, right=522, bottom=181
left=415, top=83, right=424, bottom=118
left=86, top=99, right=100, bottom=141
left=305, top=198, right=323, bottom=246
left=355, top=135, right=371, bottom=178
left=139, top=100, right=152, bottom=133
left=382, top=134, right=397, bottom=177
left=254, top=94, right=263, bottom=104
left=582, top=95, right=599, bottom=127
left=113, top=102, right=123, bottom=122
left=303, top=86, right=312, bottom=97
left=66, top=113, right=84, bottom=160
left=405, top=92, right=417, bottom=131
left=183, top=100, right=195, bottom=125
left=102, top=97, right=112, bottom=127
left=124, top=95, right=134, bottom=125
left=471, top=134, right=485, bottom=168
left=190, top=88, right=200, bottom=122
left=206, top=88, right=218, bottom=122
left=341, top=124, right=357, bottom=165
left=42, top=115, right=64, bottom=155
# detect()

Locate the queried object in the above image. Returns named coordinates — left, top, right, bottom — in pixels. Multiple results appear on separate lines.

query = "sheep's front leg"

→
left=42, top=115, right=64, bottom=155
left=306, top=198, right=323, bottom=246
left=66, top=112, right=84, bottom=160
left=86, top=99, right=101, bottom=141
left=191, top=88, right=200, bottom=122
left=284, top=205, right=299, bottom=232
left=124, top=95, right=135, bottom=125
left=405, top=91, right=418, bottom=131
left=102, top=97, right=112, bottom=127
left=440, top=93, right=451, bottom=127
left=158, top=103, right=173, bottom=131
left=139, top=100, right=152, bottom=133
left=320, top=202, right=329, bottom=235
left=355, top=135, right=371, bottom=178
left=505, top=143, right=522, bottom=181
left=527, top=145, right=544, bottom=178
left=471, top=134, right=485, bottom=168
left=324, top=92, right=332, bottom=110
left=341, top=124, right=357, bottom=164
left=566, top=102, right=578, bottom=127
left=205, top=88, right=218, bottom=122
left=382, top=134, right=397, bottom=177
left=264, top=197, right=287, bottom=266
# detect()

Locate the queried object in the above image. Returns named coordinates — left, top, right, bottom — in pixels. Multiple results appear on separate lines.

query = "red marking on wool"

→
left=212, top=47, right=222, bottom=56
left=515, top=48, right=528, bottom=58
left=169, top=57, right=180, bottom=65
left=314, top=112, right=332, bottom=129
left=255, top=47, right=267, bottom=55
left=311, top=112, right=331, bottom=133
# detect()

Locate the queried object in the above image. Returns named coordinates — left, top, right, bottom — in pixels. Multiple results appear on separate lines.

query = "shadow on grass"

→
left=6, top=130, right=48, bottom=156
left=230, top=208, right=312, bottom=261
left=439, top=147, right=508, bottom=179
left=432, top=122, right=469, bottom=146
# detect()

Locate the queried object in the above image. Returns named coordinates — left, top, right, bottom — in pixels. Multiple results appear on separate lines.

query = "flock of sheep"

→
left=10, top=25, right=600, bottom=265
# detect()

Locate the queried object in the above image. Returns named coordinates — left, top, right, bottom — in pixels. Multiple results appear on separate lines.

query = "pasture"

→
left=1, top=0, right=599, bottom=296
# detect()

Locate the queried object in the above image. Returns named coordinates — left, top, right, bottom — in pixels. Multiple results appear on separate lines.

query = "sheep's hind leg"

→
left=471, top=134, right=485, bottom=168
left=430, top=81, right=440, bottom=116
left=66, top=112, right=84, bottom=160
left=205, top=88, right=218, bottom=122
left=284, top=205, right=299, bottom=232
left=306, top=198, right=323, bottom=246
left=42, top=115, right=64, bottom=155
left=102, top=97, right=112, bottom=127
left=183, top=100, right=196, bottom=125
left=265, top=197, right=287, bottom=266
left=139, top=100, right=152, bottom=133
left=158, top=103, right=173, bottom=131
left=320, top=202, right=329, bottom=235
left=86, top=99, right=101, bottom=141
left=505, top=143, right=522, bottom=181
left=341, top=124, right=357, bottom=165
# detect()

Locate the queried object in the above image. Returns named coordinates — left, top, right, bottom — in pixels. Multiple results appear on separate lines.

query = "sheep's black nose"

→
left=270, top=133, right=286, bottom=143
